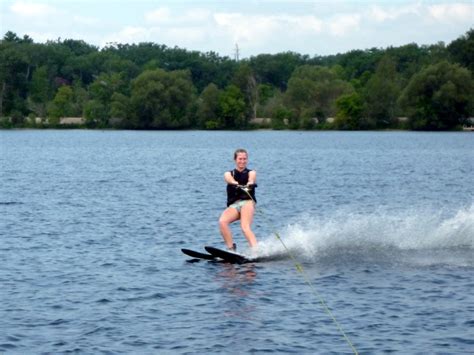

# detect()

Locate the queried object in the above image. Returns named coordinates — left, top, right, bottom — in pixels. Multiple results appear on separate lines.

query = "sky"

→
left=1, top=0, right=473, bottom=58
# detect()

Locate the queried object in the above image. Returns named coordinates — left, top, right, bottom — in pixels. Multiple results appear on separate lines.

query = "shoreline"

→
left=1, top=127, right=470, bottom=133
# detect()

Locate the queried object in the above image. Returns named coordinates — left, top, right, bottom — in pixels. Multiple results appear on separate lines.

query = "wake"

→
left=254, top=204, right=474, bottom=266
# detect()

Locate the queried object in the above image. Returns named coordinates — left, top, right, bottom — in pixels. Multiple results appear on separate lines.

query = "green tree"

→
left=365, top=55, right=401, bottom=127
left=130, top=69, right=196, bottom=129
left=425, top=42, right=450, bottom=65
left=86, top=72, right=126, bottom=123
left=219, top=85, right=246, bottom=129
left=109, top=92, right=131, bottom=120
left=334, top=92, right=370, bottom=129
left=257, top=84, right=275, bottom=106
left=257, top=86, right=281, bottom=118
left=399, top=61, right=473, bottom=130
left=285, top=65, right=353, bottom=126
left=2, top=29, right=472, bottom=131
left=0, top=36, right=30, bottom=117
left=271, top=107, right=293, bottom=130
left=447, top=29, right=474, bottom=72
left=47, top=85, right=74, bottom=123
left=29, top=66, right=50, bottom=103
left=249, top=52, right=307, bottom=90
left=196, top=83, right=221, bottom=128
left=27, top=65, right=51, bottom=117
left=84, top=99, right=108, bottom=127
left=232, top=63, right=258, bottom=119
left=329, top=48, right=383, bottom=80
left=65, top=80, right=88, bottom=118
left=103, top=57, right=139, bottom=81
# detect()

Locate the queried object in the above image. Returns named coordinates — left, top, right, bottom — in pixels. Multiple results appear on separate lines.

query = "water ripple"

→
left=1, top=130, right=472, bottom=353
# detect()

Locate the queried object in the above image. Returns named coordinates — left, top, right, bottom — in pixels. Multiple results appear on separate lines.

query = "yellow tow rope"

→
left=241, top=186, right=359, bottom=355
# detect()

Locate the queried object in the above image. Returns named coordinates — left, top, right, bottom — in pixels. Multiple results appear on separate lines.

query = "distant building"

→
left=250, top=117, right=272, bottom=125
left=60, top=117, right=85, bottom=125
left=25, top=116, right=44, bottom=124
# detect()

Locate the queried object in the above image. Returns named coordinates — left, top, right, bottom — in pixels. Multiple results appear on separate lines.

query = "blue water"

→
left=1, top=130, right=473, bottom=354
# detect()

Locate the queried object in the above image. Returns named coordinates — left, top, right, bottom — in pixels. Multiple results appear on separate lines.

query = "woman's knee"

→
left=241, top=224, right=252, bottom=234
left=219, top=218, right=230, bottom=228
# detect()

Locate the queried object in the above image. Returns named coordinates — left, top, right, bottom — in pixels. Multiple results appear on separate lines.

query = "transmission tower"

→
left=234, top=43, right=240, bottom=62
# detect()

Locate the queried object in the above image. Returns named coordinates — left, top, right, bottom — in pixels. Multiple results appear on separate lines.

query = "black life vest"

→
left=226, top=168, right=257, bottom=207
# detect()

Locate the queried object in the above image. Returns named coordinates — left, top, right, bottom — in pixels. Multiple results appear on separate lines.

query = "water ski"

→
left=182, top=246, right=263, bottom=264
left=181, top=248, right=216, bottom=261
left=204, top=246, right=252, bottom=264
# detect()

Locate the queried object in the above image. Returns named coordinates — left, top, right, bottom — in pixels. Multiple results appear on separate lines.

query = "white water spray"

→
left=256, top=204, right=474, bottom=265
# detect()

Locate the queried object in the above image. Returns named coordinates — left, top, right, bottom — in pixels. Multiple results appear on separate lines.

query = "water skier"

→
left=219, top=149, right=258, bottom=251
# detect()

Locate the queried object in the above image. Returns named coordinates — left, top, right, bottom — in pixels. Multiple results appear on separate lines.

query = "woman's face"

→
left=235, top=152, right=248, bottom=170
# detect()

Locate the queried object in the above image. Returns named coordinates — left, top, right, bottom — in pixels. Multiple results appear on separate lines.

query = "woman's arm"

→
left=224, top=171, right=238, bottom=185
left=248, top=170, right=257, bottom=185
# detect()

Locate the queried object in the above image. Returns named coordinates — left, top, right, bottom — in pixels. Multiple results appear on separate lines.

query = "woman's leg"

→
left=219, top=207, right=240, bottom=249
left=240, top=202, right=257, bottom=247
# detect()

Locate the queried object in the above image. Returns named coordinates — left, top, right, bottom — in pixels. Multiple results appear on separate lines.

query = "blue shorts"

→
left=228, top=200, right=252, bottom=212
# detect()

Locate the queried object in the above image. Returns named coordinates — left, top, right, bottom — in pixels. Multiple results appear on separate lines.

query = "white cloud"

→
left=103, top=26, right=152, bottom=45
left=213, top=12, right=323, bottom=45
left=73, top=15, right=100, bottom=26
left=145, top=7, right=211, bottom=25
left=369, top=3, right=422, bottom=22
left=166, top=27, right=207, bottom=43
left=368, top=2, right=473, bottom=24
left=103, top=6, right=213, bottom=49
left=10, top=1, right=58, bottom=18
left=281, top=15, right=323, bottom=33
left=103, top=11, right=324, bottom=53
left=427, top=3, right=473, bottom=23
left=180, top=9, right=212, bottom=24
left=101, top=25, right=209, bottom=50
left=214, top=13, right=276, bottom=44
left=145, top=7, right=171, bottom=24
left=328, top=14, right=360, bottom=36
left=25, top=31, right=59, bottom=43
left=6, top=1, right=472, bottom=57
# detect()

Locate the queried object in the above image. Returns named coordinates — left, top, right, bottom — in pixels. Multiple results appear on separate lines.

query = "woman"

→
left=219, top=149, right=258, bottom=251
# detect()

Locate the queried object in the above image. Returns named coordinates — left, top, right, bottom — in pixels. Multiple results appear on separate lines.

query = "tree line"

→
left=0, top=29, right=472, bottom=130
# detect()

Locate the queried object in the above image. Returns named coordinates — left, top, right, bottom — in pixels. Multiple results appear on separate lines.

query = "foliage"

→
left=84, top=99, right=108, bottom=127
left=130, top=69, right=196, bottom=129
left=399, top=61, right=473, bottom=130
left=334, top=92, right=371, bottom=130
left=29, top=66, right=50, bottom=105
left=109, top=92, right=131, bottom=121
left=285, top=65, right=353, bottom=123
left=448, top=28, right=474, bottom=72
left=364, top=55, right=401, bottom=127
left=271, top=107, right=293, bottom=130
left=47, top=85, right=74, bottom=123
left=232, top=63, right=257, bottom=119
left=0, top=39, right=29, bottom=116
left=257, top=84, right=276, bottom=106
left=1, top=29, right=473, bottom=130
left=219, top=85, right=246, bottom=129
left=197, top=83, right=221, bottom=128
left=258, top=90, right=284, bottom=118
left=248, top=52, right=307, bottom=90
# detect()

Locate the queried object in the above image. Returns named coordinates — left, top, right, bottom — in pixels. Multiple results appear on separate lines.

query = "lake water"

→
left=1, top=130, right=473, bottom=354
